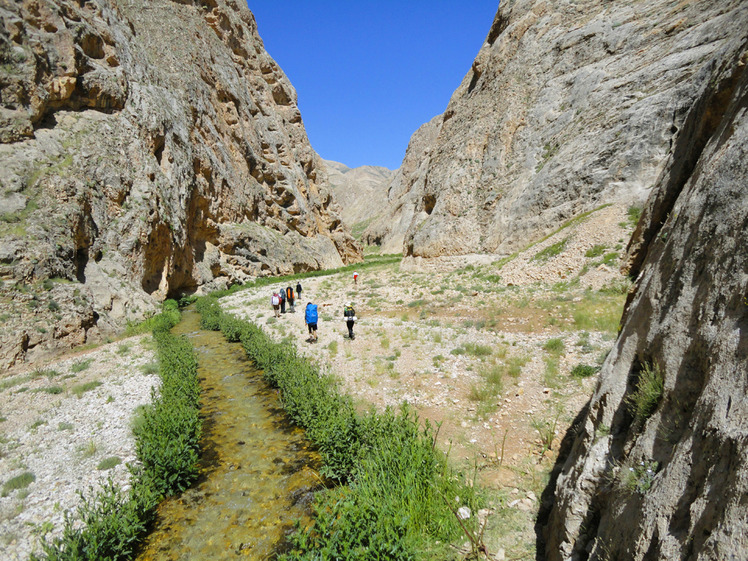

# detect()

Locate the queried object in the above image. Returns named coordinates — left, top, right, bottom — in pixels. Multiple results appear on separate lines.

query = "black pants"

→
left=280, top=299, right=286, bottom=313
left=346, top=320, right=355, bottom=339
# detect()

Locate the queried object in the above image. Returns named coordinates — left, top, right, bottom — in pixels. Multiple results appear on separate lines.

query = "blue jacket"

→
left=305, top=303, right=318, bottom=324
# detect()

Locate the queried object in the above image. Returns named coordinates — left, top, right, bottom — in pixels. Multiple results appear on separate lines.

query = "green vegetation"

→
left=196, top=296, right=482, bottom=560
left=626, top=362, right=664, bottom=424
left=70, top=381, right=102, bottom=398
left=2, top=472, right=35, bottom=496
left=32, top=300, right=200, bottom=561
left=624, top=205, right=642, bottom=229
left=531, top=238, right=568, bottom=263
left=542, top=338, right=565, bottom=355
left=70, top=359, right=93, bottom=373
left=97, top=457, right=122, bottom=471
left=570, top=364, right=599, bottom=378
left=585, top=245, right=607, bottom=258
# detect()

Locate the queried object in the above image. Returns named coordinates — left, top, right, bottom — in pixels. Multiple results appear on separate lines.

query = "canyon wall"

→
left=0, top=0, right=360, bottom=367
left=365, top=0, right=747, bottom=261
left=541, top=39, right=748, bottom=560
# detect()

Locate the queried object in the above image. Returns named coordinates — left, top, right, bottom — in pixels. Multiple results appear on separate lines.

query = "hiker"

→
left=305, top=301, right=318, bottom=342
left=271, top=291, right=280, bottom=318
left=286, top=286, right=295, bottom=313
left=296, top=281, right=303, bottom=301
left=353, top=271, right=359, bottom=285
left=343, top=301, right=357, bottom=340
left=279, top=286, right=286, bottom=314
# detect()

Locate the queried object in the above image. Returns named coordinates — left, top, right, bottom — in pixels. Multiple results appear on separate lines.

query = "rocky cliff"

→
left=323, top=159, right=395, bottom=237
left=365, top=0, right=747, bottom=260
left=0, top=0, right=360, bottom=368
left=540, top=32, right=748, bottom=561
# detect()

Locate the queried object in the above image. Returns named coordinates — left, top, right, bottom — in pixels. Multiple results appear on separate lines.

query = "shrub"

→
left=585, top=245, right=607, bottom=258
left=70, top=381, right=102, bottom=398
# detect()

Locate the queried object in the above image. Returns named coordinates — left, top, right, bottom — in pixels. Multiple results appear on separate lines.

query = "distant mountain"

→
left=322, top=160, right=396, bottom=238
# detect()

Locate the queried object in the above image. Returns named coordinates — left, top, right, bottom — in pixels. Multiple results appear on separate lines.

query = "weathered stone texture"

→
left=368, top=0, right=748, bottom=260
left=541, top=40, right=748, bottom=561
left=0, top=0, right=360, bottom=367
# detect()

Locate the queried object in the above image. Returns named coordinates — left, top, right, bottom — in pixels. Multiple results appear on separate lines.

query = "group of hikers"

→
left=270, top=273, right=359, bottom=343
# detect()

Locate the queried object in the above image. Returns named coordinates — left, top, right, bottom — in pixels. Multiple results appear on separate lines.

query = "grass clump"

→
left=97, top=457, right=122, bottom=471
left=626, top=362, right=664, bottom=424
left=542, top=338, right=565, bottom=355
left=70, top=359, right=92, bottom=373
left=2, top=472, right=35, bottom=496
left=585, top=245, right=607, bottom=258
left=198, top=296, right=482, bottom=559
left=70, top=381, right=102, bottom=398
left=531, top=238, right=568, bottom=263
left=571, top=364, right=599, bottom=378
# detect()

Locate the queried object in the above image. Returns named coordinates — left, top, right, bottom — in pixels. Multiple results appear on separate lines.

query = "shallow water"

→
left=135, top=309, right=320, bottom=560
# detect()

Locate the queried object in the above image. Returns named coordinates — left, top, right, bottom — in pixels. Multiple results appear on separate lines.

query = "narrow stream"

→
left=135, top=308, right=321, bottom=560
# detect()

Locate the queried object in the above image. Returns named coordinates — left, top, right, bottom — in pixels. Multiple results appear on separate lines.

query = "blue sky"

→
left=247, top=1, right=498, bottom=170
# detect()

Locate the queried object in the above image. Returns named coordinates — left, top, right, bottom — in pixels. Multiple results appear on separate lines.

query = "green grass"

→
left=70, top=359, right=93, bottom=373
left=542, top=338, right=565, bottom=355
left=532, top=238, right=568, bottom=263
left=97, top=457, right=122, bottom=471
left=627, top=363, right=664, bottom=424
left=571, top=364, right=599, bottom=378
left=2, top=472, right=35, bottom=496
left=70, top=381, right=102, bottom=398
left=585, top=245, right=607, bottom=258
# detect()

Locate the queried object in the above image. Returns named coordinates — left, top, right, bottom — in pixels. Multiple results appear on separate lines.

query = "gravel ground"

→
left=0, top=336, right=158, bottom=560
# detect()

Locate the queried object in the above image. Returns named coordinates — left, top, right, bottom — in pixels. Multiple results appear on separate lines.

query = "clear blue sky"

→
left=247, top=1, right=499, bottom=170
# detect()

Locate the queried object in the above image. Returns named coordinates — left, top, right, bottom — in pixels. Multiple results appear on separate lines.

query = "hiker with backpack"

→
left=305, top=301, right=318, bottom=342
left=343, top=301, right=357, bottom=340
left=279, top=286, right=286, bottom=314
left=353, top=271, right=359, bottom=285
left=271, top=291, right=281, bottom=318
left=286, top=286, right=295, bottom=313
left=296, top=281, right=303, bottom=300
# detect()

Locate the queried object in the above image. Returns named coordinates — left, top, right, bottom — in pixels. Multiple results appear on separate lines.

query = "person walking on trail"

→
left=286, top=286, right=295, bottom=313
left=343, top=301, right=357, bottom=340
left=353, top=271, right=359, bottom=285
left=279, top=287, right=286, bottom=314
left=305, top=302, right=318, bottom=342
left=296, top=281, right=303, bottom=301
left=271, top=291, right=280, bottom=318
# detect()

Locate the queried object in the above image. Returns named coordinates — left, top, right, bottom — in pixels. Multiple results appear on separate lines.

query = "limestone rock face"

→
left=0, top=0, right=360, bottom=368
left=323, top=159, right=395, bottom=234
left=362, top=115, right=441, bottom=254
left=541, top=43, right=748, bottom=561
left=369, top=0, right=748, bottom=258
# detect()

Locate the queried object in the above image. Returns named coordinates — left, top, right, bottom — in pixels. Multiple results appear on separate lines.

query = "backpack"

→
left=271, top=294, right=279, bottom=306
left=305, top=304, right=318, bottom=323
left=286, top=287, right=293, bottom=300
left=344, top=306, right=355, bottom=318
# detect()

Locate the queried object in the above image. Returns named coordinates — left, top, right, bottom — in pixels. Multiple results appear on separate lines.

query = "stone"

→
left=0, top=0, right=361, bottom=366
left=541, top=26, right=748, bottom=561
